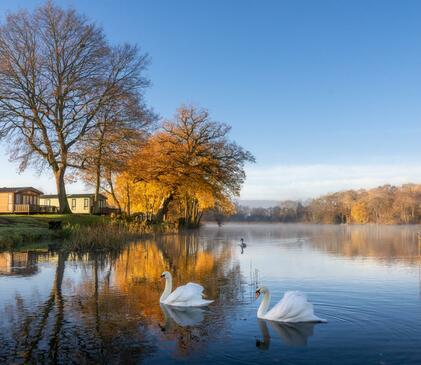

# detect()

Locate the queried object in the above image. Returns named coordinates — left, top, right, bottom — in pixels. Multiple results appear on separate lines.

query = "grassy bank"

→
left=0, top=214, right=176, bottom=252
left=0, top=214, right=107, bottom=250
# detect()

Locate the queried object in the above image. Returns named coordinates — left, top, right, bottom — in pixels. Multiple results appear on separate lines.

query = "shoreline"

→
left=0, top=214, right=179, bottom=252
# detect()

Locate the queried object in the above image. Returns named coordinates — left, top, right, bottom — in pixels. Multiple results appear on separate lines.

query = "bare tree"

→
left=72, top=93, right=155, bottom=213
left=0, top=2, right=149, bottom=213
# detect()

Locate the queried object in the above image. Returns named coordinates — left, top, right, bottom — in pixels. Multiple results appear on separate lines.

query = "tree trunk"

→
left=126, top=182, right=131, bottom=216
left=155, top=193, right=174, bottom=223
left=93, top=162, right=101, bottom=214
left=197, top=210, right=203, bottom=225
left=93, top=128, right=105, bottom=215
left=54, top=167, right=71, bottom=214
left=107, top=176, right=122, bottom=212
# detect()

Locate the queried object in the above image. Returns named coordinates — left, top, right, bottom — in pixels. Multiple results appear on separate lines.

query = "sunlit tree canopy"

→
left=117, top=105, right=255, bottom=226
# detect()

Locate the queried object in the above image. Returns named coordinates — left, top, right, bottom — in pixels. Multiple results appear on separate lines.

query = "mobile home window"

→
left=71, top=199, right=76, bottom=209
left=84, top=198, right=89, bottom=209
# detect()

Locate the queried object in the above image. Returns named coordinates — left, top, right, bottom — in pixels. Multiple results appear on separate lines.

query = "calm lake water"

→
left=1, top=223, right=421, bottom=364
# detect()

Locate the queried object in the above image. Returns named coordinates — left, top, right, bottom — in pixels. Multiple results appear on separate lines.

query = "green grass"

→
left=0, top=214, right=107, bottom=226
left=0, top=214, right=107, bottom=250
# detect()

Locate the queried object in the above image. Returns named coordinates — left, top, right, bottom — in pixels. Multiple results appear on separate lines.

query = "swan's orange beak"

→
left=255, top=290, right=260, bottom=299
left=160, top=274, right=165, bottom=279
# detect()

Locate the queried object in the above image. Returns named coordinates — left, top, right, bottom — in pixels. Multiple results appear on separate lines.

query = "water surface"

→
left=1, top=223, right=421, bottom=364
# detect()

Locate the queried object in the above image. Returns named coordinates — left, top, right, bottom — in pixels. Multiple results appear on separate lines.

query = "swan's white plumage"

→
left=160, top=272, right=213, bottom=307
left=162, top=282, right=212, bottom=306
left=257, top=288, right=326, bottom=323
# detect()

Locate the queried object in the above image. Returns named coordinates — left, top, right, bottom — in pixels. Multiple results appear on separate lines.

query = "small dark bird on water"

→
left=238, top=238, right=247, bottom=254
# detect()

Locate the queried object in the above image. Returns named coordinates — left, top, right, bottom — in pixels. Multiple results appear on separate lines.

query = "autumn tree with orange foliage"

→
left=120, top=105, right=254, bottom=226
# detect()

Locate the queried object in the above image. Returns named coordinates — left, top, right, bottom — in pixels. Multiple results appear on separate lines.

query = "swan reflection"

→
left=256, top=319, right=317, bottom=349
left=160, top=304, right=206, bottom=329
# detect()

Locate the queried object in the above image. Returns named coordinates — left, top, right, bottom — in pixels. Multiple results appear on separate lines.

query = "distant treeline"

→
left=225, top=184, right=421, bottom=224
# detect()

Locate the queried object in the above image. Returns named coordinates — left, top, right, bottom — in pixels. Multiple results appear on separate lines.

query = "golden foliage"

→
left=232, top=183, right=421, bottom=224
left=115, top=105, right=254, bottom=225
left=351, top=201, right=369, bottom=224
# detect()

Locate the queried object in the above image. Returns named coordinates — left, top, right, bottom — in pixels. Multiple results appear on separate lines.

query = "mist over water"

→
left=1, top=223, right=421, bottom=364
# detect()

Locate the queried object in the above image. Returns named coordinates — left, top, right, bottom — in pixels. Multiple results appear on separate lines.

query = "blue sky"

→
left=1, top=0, right=421, bottom=200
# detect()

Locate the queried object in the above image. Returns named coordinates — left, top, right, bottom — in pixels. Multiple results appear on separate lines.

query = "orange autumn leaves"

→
left=112, top=106, right=254, bottom=225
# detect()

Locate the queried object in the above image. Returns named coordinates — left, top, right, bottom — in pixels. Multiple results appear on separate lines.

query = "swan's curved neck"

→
left=257, top=290, right=271, bottom=318
left=160, top=275, right=173, bottom=302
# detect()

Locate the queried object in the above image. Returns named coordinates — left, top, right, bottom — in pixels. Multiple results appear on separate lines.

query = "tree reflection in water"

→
left=1, top=252, right=67, bottom=364
left=0, top=233, right=243, bottom=363
left=206, top=223, right=421, bottom=265
left=299, top=224, right=421, bottom=265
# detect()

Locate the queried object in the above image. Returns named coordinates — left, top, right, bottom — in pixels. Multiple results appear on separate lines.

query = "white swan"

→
left=255, top=286, right=326, bottom=323
left=160, top=271, right=213, bottom=307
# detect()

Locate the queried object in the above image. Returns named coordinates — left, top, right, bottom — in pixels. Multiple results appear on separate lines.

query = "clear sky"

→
left=1, top=0, right=421, bottom=200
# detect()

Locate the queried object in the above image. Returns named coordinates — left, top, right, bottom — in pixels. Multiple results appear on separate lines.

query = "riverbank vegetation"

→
left=0, top=214, right=106, bottom=250
left=228, top=184, right=421, bottom=224
left=0, top=214, right=178, bottom=251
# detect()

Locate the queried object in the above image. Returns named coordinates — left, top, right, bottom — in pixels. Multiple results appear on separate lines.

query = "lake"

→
left=1, top=223, right=421, bottom=364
